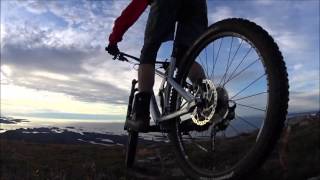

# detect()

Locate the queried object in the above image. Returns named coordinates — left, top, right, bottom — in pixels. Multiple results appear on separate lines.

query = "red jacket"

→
left=108, top=0, right=149, bottom=45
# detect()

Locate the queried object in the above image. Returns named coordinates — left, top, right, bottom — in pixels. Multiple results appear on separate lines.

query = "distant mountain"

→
left=287, top=110, right=320, bottom=118
left=0, top=116, right=29, bottom=124
left=286, top=111, right=319, bottom=125
left=0, top=127, right=153, bottom=146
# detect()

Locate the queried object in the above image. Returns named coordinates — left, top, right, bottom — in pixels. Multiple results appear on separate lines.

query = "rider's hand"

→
left=106, top=43, right=120, bottom=56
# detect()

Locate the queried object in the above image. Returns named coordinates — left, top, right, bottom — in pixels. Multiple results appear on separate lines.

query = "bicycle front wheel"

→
left=125, top=130, right=138, bottom=168
left=168, top=18, right=289, bottom=180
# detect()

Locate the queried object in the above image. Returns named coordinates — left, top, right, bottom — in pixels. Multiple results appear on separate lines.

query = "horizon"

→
left=1, top=0, right=319, bottom=123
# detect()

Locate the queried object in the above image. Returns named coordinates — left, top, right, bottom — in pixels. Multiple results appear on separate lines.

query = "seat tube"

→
left=168, top=57, right=176, bottom=77
left=164, top=57, right=176, bottom=112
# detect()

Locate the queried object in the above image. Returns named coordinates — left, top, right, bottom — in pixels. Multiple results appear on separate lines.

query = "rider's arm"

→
left=108, top=0, right=149, bottom=45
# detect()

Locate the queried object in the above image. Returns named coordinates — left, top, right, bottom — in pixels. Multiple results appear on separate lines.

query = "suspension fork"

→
left=124, top=79, right=138, bottom=130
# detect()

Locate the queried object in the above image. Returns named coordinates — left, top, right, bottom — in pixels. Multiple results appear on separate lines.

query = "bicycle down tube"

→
left=120, top=53, right=197, bottom=123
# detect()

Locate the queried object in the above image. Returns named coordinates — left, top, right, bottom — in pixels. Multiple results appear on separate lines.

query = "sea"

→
left=1, top=111, right=317, bottom=144
left=0, top=116, right=168, bottom=142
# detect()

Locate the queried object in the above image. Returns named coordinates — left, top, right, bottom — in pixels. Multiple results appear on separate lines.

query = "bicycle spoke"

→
left=219, top=37, right=234, bottom=86
left=229, top=124, right=240, bottom=136
left=231, top=39, right=244, bottom=61
left=220, top=38, right=243, bottom=86
left=210, top=42, right=215, bottom=80
left=188, top=133, right=209, bottom=152
left=232, top=91, right=267, bottom=101
left=235, top=114, right=259, bottom=129
left=222, top=131, right=226, bottom=138
left=236, top=103, right=266, bottom=112
left=198, top=55, right=203, bottom=66
left=224, top=58, right=260, bottom=86
left=210, top=38, right=223, bottom=80
left=205, top=47, right=209, bottom=78
left=168, top=19, right=289, bottom=178
left=223, top=47, right=252, bottom=86
left=210, top=126, right=216, bottom=152
left=198, top=55, right=209, bottom=78
left=230, top=73, right=266, bottom=99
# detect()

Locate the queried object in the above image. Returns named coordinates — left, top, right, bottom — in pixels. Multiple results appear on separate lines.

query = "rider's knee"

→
left=140, top=43, right=161, bottom=65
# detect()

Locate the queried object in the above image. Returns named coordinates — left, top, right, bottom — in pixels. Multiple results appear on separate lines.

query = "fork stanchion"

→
left=124, top=79, right=138, bottom=131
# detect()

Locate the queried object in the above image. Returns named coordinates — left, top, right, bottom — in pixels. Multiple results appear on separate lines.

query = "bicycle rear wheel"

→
left=168, top=18, right=289, bottom=180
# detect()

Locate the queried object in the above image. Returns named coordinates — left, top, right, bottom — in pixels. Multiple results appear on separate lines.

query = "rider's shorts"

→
left=140, top=0, right=208, bottom=64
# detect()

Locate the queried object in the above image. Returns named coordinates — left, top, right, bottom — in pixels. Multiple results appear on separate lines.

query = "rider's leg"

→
left=127, top=64, right=153, bottom=132
left=188, top=62, right=206, bottom=83
left=138, top=64, right=155, bottom=92
left=173, top=0, right=208, bottom=83
left=128, top=0, right=184, bottom=132
left=126, top=42, right=160, bottom=132
left=173, top=46, right=206, bottom=84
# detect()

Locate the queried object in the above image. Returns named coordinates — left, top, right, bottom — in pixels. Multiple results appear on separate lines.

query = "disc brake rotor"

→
left=191, top=79, right=218, bottom=126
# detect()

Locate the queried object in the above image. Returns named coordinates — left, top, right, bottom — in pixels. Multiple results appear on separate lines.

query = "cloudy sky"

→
left=1, top=0, right=319, bottom=122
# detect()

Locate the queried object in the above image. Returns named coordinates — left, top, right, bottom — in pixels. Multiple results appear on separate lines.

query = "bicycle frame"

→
left=119, top=52, right=197, bottom=126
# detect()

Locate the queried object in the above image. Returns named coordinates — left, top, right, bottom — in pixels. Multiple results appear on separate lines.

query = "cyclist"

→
left=106, top=0, right=208, bottom=132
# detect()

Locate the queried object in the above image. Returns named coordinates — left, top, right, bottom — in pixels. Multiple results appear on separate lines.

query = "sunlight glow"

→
left=1, top=65, right=12, bottom=76
left=0, top=23, right=6, bottom=45
left=32, top=71, right=70, bottom=81
left=1, top=84, right=126, bottom=118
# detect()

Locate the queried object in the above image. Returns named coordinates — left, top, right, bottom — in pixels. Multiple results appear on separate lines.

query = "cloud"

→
left=9, top=69, right=129, bottom=105
left=275, top=32, right=308, bottom=54
left=254, top=0, right=274, bottom=6
left=2, top=44, right=92, bottom=75
left=207, top=2, right=319, bottom=112
left=1, top=21, right=135, bottom=104
left=289, top=91, right=320, bottom=113
left=31, top=71, right=70, bottom=81
left=292, top=64, right=303, bottom=71
left=209, top=6, right=234, bottom=22
left=23, top=1, right=48, bottom=14
left=289, top=69, right=319, bottom=91
left=1, top=0, right=319, bottom=115
left=1, top=1, right=138, bottom=105
left=0, top=65, right=12, bottom=85
left=249, top=17, right=309, bottom=59
left=0, top=24, right=6, bottom=48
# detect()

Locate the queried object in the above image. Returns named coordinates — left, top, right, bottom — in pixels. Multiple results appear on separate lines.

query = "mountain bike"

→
left=108, top=18, right=289, bottom=180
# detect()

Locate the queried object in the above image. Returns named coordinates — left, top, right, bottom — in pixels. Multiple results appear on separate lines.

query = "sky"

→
left=1, top=0, right=319, bottom=122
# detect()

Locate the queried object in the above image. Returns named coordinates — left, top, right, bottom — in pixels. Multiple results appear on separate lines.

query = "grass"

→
left=0, top=140, right=126, bottom=180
